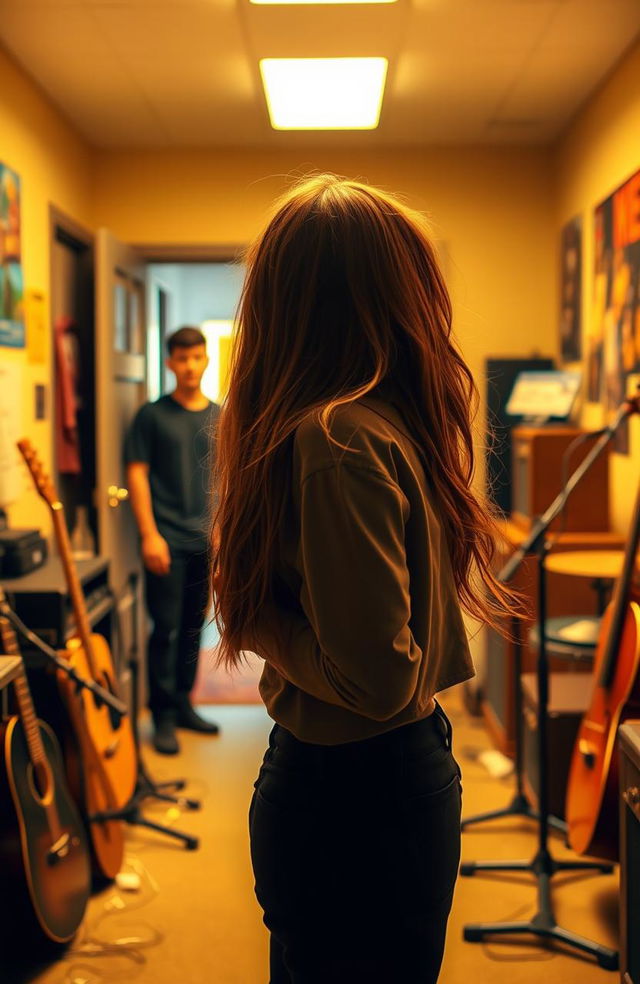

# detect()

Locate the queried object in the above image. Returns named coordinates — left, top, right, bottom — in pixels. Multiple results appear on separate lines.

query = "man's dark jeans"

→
left=144, top=547, right=209, bottom=719
left=249, top=702, right=462, bottom=984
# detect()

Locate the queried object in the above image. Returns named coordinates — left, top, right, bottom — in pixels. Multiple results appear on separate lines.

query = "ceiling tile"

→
left=0, top=0, right=638, bottom=147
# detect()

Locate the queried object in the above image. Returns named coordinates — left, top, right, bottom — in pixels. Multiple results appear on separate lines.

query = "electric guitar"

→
left=566, top=480, right=640, bottom=860
left=18, top=439, right=136, bottom=879
left=0, top=588, right=91, bottom=946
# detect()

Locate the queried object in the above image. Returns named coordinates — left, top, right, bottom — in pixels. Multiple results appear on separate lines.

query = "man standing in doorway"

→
left=125, top=326, right=221, bottom=754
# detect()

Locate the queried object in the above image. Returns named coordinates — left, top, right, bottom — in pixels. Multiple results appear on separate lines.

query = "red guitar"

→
left=566, top=481, right=640, bottom=860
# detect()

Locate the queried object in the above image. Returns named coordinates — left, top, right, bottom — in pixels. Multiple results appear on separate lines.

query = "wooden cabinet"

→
left=512, top=425, right=610, bottom=532
left=619, top=722, right=640, bottom=984
left=482, top=520, right=625, bottom=755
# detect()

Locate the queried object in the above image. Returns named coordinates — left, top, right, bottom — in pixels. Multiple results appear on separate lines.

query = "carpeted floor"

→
left=20, top=686, right=619, bottom=984
left=193, top=647, right=262, bottom=704
left=192, top=619, right=262, bottom=705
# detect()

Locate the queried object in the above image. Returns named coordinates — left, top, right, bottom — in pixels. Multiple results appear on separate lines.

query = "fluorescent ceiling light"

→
left=253, top=0, right=396, bottom=4
left=260, top=57, right=388, bottom=130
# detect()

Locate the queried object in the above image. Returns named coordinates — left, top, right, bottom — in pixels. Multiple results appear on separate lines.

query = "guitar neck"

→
left=51, top=503, right=97, bottom=676
left=0, top=597, right=47, bottom=771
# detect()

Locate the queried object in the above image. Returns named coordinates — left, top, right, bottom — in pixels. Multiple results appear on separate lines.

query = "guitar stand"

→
left=461, top=617, right=567, bottom=838
left=3, top=585, right=200, bottom=848
left=100, top=574, right=201, bottom=851
left=461, top=539, right=617, bottom=971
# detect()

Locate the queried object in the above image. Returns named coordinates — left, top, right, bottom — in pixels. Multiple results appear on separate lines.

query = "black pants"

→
left=144, top=547, right=209, bottom=718
left=249, top=703, right=462, bottom=984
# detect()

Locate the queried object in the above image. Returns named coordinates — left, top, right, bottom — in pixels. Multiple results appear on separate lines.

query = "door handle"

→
left=107, top=486, right=129, bottom=508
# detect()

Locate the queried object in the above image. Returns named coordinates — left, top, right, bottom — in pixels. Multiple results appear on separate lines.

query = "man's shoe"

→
left=152, top=715, right=180, bottom=755
left=176, top=701, right=220, bottom=735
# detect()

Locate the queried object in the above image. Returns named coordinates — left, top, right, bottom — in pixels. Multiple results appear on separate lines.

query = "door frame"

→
left=133, top=243, right=243, bottom=263
left=138, top=242, right=247, bottom=400
left=48, top=204, right=96, bottom=533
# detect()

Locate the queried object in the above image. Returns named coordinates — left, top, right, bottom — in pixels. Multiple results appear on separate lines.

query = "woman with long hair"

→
left=212, top=174, right=520, bottom=984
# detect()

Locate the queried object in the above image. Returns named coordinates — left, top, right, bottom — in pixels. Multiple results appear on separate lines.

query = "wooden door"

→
left=95, top=230, right=147, bottom=680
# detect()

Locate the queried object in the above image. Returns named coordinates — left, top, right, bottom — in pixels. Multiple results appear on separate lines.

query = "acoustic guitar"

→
left=566, top=481, right=640, bottom=860
left=0, top=587, right=91, bottom=946
left=18, top=439, right=136, bottom=879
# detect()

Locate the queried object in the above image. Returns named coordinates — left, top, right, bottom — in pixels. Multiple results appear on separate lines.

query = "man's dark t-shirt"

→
left=124, top=395, right=221, bottom=552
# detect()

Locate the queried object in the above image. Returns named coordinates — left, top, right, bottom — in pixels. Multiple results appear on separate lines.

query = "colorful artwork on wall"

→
left=590, top=168, right=640, bottom=453
left=0, top=163, right=24, bottom=348
left=560, top=215, right=582, bottom=363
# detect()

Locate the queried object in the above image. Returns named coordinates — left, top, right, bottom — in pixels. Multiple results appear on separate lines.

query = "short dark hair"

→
left=167, top=326, right=206, bottom=354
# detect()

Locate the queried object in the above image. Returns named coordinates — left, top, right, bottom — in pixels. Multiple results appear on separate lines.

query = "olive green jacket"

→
left=254, top=390, right=475, bottom=744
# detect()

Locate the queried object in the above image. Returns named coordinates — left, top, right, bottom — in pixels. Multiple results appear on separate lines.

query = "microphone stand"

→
left=460, top=393, right=639, bottom=970
left=4, top=605, right=127, bottom=720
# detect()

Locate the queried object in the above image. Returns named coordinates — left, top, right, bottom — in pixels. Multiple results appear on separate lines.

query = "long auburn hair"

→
left=212, top=174, right=522, bottom=669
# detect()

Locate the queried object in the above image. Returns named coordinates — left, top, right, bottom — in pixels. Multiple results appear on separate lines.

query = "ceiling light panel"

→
left=260, top=57, right=388, bottom=129
left=252, top=0, right=396, bottom=4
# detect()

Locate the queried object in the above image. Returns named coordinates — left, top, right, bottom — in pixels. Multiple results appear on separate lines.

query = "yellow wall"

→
left=3, top=22, right=638, bottom=537
left=10, top=29, right=640, bottom=546
left=0, top=44, right=94, bottom=530
left=554, top=38, right=640, bottom=533
left=94, top=144, right=557, bottom=437
left=95, top=146, right=555, bottom=672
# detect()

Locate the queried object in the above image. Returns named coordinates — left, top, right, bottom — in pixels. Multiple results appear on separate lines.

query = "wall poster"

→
left=591, top=168, right=640, bottom=453
left=0, top=163, right=24, bottom=348
left=560, top=215, right=582, bottom=363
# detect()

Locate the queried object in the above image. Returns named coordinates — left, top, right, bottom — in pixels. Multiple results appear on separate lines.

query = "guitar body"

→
left=62, top=633, right=137, bottom=808
left=566, top=599, right=640, bottom=860
left=58, top=634, right=135, bottom=880
left=16, top=438, right=138, bottom=872
left=0, top=717, right=91, bottom=946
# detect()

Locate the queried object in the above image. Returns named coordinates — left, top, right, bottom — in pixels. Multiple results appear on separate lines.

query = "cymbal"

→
left=546, top=550, right=634, bottom=579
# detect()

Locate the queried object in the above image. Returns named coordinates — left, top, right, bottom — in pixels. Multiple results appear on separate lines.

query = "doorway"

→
left=146, top=260, right=245, bottom=404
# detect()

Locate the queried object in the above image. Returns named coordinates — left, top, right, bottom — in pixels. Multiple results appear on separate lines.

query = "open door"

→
left=95, top=230, right=147, bottom=680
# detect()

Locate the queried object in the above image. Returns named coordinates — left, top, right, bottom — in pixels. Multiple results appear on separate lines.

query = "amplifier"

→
left=1, top=555, right=112, bottom=650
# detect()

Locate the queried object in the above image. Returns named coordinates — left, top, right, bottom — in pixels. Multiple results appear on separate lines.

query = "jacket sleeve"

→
left=252, top=463, right=424, bottom=721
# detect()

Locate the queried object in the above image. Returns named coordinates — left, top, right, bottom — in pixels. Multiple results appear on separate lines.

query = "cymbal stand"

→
left=460, top=394, right=640, bottom=969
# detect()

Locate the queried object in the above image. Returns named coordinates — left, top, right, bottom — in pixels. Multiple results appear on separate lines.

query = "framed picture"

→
left=591, top=168, right=640, bottom=453
left=0, top=163, right=24, bottom=348
left=560, top=215, right=582, bottom=363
